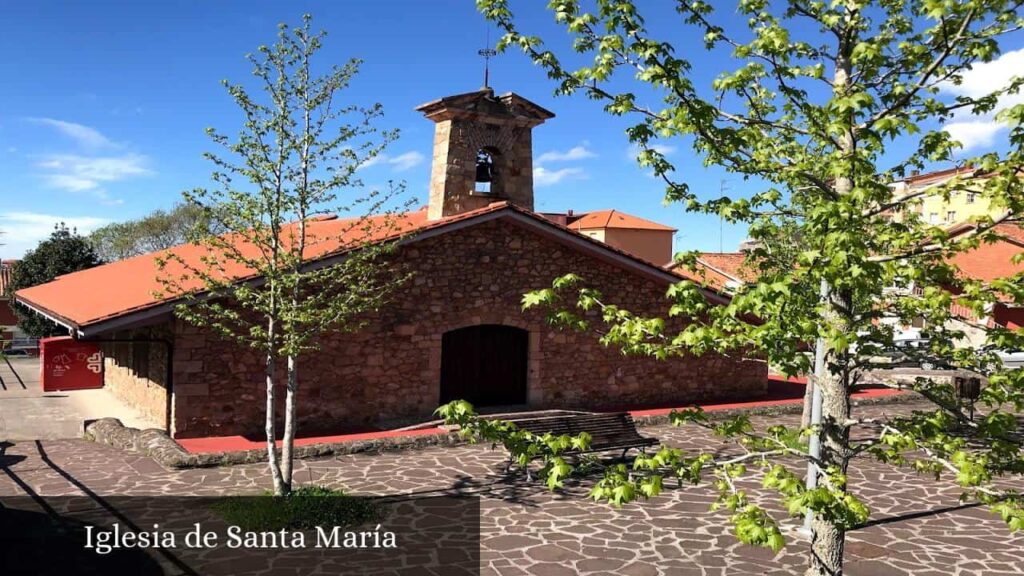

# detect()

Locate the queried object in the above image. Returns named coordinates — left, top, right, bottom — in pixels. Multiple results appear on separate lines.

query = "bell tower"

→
left=416, top=88, right=554, bottom=220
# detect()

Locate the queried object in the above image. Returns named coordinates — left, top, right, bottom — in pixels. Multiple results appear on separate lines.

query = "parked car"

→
left=995, top=350, right=1024, bottom=370
left=1, top=338, right=39, bottom=356
left=882, top=338, right=955, bottom=371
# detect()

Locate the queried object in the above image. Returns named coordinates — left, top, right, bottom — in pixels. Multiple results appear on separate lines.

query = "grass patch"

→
left=211, top=486, right=385, bottom=531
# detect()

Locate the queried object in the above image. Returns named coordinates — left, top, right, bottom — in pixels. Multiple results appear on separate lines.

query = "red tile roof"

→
left=568, top=210, right=676, bottom=232
left=698, top=253, right=758, bottom=283
left=16, top=202, right=727, bottom=334
left=947, top=223, right=1024, bottom=286
left=667, top=252, right=758, bottom=291
left=902, top=166, right=976, bottom=186
left=14, top=207, right=439, bottom=331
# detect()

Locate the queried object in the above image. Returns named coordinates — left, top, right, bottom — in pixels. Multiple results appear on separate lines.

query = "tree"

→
left=440, top=1, right=1024, bottom=574
left=8, top=224, right=101, bottom=337
left=157, top=15, right=411, bottom=496
left=89, top=203, right=223, bottom=262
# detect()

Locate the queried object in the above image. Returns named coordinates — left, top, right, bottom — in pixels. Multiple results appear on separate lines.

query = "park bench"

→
left=500, top=412, right=658, bottom=479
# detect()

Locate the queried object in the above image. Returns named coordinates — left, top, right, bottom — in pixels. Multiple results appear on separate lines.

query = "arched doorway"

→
left=439, top=324, right=528, bottom=407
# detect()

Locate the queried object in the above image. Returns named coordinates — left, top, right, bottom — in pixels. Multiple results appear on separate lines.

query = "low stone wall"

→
left=630, top=390, right=921, bottom=427
left=84, top=418, right=462, bottom=469
left=85, top=392, right=918, bottom=470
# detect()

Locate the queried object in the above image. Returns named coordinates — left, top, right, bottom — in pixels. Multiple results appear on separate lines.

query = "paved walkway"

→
left=0, top=357, right=158, bottom=439
left=1, top=400, right=1021, bottom=575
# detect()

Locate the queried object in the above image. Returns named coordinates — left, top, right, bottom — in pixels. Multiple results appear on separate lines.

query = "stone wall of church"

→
left=168, top=218, right=767, bottom=438
left=101, top=325, right=171, bottom=429
left=426, top=117, right=536, bottom=219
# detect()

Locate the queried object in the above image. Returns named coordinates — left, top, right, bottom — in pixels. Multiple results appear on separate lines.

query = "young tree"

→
left=9, top=224, right=101, bottom=337
left=441, top=1, right=1024, bottom=574
left=89, top=203, right=223, bottom=262
left=158, top=15, right=411, bottom=496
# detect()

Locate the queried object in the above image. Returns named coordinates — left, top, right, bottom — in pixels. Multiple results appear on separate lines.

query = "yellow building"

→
left=890, top=166, right=1002, bottom=225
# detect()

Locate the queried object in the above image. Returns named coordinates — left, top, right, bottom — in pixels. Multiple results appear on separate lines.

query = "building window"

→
left=474, top=148, right=496, bottom=193
left=966, top=192, right=976, bottom=204
left=946, top=210, right=956, bottom=223
left=929, top=212, right=938, bottom=224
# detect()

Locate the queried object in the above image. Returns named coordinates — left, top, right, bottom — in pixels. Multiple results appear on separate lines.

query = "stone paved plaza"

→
left=1, top=400, right=1022, bottom=575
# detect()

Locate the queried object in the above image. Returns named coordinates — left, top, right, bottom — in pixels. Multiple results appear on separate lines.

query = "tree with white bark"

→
left=158, top=15, right=411, bottom=496
left=439, top=1, right=1024, bottom=574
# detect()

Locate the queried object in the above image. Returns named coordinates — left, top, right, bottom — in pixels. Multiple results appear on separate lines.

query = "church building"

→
left=15, top=88, right=767, bottom=439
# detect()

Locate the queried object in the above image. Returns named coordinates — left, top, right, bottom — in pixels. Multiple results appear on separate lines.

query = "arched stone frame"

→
left=473, top=146, right=500, bottom=194
left=462, top=122, right=527, bottom=200
left=421, top=312, right=543, bottom=409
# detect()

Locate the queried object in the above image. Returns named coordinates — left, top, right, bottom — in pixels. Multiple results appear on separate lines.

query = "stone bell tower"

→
left=416, top=88, right=554, bottom=220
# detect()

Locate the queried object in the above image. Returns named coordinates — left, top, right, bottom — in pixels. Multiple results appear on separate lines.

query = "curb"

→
left=85, top=392, right=921, bottom=469
left=84, top=418, right=462, bottom=470
left=631, top=391, right=920, bottom=428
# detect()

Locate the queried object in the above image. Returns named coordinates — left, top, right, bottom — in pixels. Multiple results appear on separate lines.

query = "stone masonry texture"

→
left=160, top=217, right=766, bottom=439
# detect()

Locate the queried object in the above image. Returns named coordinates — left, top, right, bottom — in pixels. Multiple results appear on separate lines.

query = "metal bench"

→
left=501, top=412, right=658, bottom=479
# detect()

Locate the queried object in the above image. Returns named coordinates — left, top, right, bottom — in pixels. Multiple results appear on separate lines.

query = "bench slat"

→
left=503, top=412, right=657, bottom=456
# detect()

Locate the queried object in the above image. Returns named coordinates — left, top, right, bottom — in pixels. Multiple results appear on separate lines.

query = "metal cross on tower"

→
left=478, top=47, right=497, bottom=88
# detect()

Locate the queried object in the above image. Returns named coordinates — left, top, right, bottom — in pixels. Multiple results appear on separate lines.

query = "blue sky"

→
left=1, top=1, right=1021, bottom=259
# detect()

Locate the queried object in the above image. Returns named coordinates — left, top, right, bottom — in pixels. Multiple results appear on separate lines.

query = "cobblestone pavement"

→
left=1, top=400, right=1022, bottom=575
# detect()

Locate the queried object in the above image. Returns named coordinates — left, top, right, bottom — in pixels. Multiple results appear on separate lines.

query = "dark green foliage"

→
left=8, top=224, right=101, bottom=337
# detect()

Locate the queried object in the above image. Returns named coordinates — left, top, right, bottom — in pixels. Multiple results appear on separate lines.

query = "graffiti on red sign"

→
left=40, top=337, right=104, bottom=391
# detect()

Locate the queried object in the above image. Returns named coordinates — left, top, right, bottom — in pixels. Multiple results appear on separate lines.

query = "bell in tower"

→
left=415, top=88, right=554, bottom=220
left=474, top=149, right=495, bottom=193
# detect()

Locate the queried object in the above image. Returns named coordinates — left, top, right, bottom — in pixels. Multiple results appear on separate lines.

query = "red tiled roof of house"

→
left=902, top=166, right=976, bottom=186
left=666, top=252, right=759, bottom=292
left=993, top=222, right=1024, bottom=246
left=672, top=263, right=736, bottom=291
left=947, top=223, right=1024, bottom=285
left=568, top=210, right=676, bottom=232
left=15, top=202, right=728, bottom=334
left=697, top=252, right=758, bottom=283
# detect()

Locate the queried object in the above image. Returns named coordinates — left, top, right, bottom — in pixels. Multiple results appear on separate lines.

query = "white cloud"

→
left=535, top=166, right=587, bottom=187
left=942, top=120, right=1004, bottom=152
left=35, top=153, right=152, bottom=192
left=387, top=151, right=425, bottom=172
left=359, top=151, right=425, bottom=173
left=27, top=118, right=117, bottom=150
left=536, top=143, right=596, bottom=164
left=939, top=47, right=1024, bottom=152
left=0, top=212, right=109, bottom=259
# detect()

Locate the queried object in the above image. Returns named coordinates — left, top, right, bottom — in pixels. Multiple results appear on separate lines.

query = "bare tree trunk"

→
left=265, top=317, right=286, bottom=496
left=805, top=40, right=857, bottom=575
left=281, top=354, right=298, bottom=492
left=807, top=512, right=845, bottom=576
left=801, top=371, right=814, bottom=427
left=804, top=350, right=851, bottom=576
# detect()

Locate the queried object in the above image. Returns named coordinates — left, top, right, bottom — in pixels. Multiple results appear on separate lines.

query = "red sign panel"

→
left=40, top=337, right=104, bottom=392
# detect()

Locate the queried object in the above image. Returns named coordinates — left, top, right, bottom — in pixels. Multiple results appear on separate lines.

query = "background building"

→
left=889, top=166, right=1003, bottom=225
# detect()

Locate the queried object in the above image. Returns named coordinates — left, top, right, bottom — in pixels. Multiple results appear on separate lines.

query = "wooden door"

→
left=439, top=325, right=528, bottom=407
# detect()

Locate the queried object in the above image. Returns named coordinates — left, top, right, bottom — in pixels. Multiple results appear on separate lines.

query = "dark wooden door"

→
left=440, top=324, right=528, bottom=407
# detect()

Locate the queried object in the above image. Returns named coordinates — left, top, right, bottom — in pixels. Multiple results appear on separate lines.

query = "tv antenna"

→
left=718, top=179, right=731, bottom=253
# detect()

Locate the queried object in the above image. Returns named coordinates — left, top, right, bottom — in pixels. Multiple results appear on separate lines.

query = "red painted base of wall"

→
left=176, top=376, right=903, bottom=455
